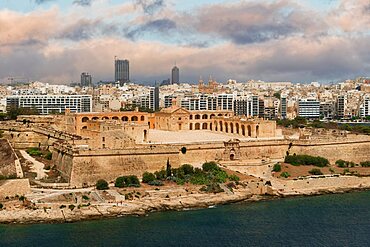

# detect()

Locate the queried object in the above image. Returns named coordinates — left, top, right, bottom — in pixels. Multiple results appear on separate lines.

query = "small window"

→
left=102, top=137, right=105, bottom=142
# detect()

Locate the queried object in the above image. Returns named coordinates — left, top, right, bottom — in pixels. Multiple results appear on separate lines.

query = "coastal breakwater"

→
left=52, top=135, right=370, bottom=187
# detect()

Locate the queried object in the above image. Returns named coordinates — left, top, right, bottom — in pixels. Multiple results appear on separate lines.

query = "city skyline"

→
left=0, top=0, right=369, bottom=84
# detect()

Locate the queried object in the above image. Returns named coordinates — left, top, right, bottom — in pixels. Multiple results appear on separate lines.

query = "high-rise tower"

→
left=115, top=58, right=129, bottom=86
left=80, top=72, right=92, bottom=87
left=171, top=65, right=179, bottom=84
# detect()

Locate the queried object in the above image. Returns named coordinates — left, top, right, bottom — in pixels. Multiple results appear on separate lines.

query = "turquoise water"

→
left=1, top=191, right=370, bottom=246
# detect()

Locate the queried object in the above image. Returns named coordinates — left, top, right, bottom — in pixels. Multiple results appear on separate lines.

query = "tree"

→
left=202, top=161, right=220, bottom=172
left=166, top=159, right=172, bottom=177
left=96, top=179, right=109, bottom=190
left=142, top=172, right=156, bottom=183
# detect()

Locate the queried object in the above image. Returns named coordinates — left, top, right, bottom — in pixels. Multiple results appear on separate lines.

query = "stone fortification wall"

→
left=54, top=136, right=370, bottom=188
left=290, top=140, right=370, bottom=164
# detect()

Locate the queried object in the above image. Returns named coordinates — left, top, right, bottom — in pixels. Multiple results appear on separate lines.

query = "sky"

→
left=0, top=0, right=369, bottom=84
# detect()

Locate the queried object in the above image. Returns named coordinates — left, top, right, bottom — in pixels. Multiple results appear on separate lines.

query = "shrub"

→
left=96, top=179, right=109, bottom=190
left=115, top=176, right=140, bottom=188
left=0, top=203, right=3, bottom=209
left=190, top=173, right=210, bottom=185
left=45, top=152, right=52, bottom=160
left=329, top=168, right=335, bottom=173
left=200, top=183, right=224, bottom=193
left=142, top=172, right=156, bottom=183
left=181, top=164, right=194, bottom=175
left=360, top=161, right=370, bottom=167
left=19, top=196, right=26, bottom=202
left=59, top=205, right=66, bottom=209
left=27, top=147, right=42, bottom=157
left=44, top=165, right=51, bottom=170
left=336, top=159, right=347, bottom=168
left=272, top=163, right=282, bottom=172
left=181, top=147, right=187, bottom=154
left=280, top=172, right=290, bottom=178
left=82, top=195, right=89, bottom=200
left=202, top=161, right=220, bottom=172
left=154, top=169, right=167, bottom=180
left=148, top=180, right=164, bottom=186
left=212, top=170, right=228, bottom=183
left=228, top=174, right=240, bottom=182
left=284, top=155, right=329, bottom=167
left=68, top=204, right=75, bottom=211
left=309, top=168, right=323, bottom=175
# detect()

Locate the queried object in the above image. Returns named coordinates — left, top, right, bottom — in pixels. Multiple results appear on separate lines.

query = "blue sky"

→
left=0, top=0, right=368, bottom=84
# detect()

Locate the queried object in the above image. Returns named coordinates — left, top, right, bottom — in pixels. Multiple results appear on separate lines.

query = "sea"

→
left=1, top=191, right=370, bottom=247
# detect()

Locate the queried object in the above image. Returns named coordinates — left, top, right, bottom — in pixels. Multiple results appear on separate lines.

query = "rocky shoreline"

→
left=2, top=181, right=370, bottom=225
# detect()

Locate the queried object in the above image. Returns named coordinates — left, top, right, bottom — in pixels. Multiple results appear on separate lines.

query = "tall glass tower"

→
left=171, top=66, right=179, bottom=84
left=115, top=58, right=129, bottom=86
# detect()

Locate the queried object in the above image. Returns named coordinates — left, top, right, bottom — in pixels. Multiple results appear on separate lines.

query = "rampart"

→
left=52, top=135, right=370, bottom=187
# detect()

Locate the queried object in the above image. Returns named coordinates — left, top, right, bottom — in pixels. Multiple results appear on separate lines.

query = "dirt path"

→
left=19, top=150, right=47, bottom=180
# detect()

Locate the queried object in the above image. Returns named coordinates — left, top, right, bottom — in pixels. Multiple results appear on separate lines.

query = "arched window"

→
left=195, top=114, right=201, bottom=120
left=202, top=114, right=208, bottom=119
left=242, top=125, right=246, bottom=136
left=248, top=125, right=252, bottom=137
left=141, top=116, right=145, bottom=121
left=122, top=116, right=129, bottom=121
left=131, top=116, right=138, bottom=121
left=195, top=123, right=200, bottom=130
left=202, top=123, right=208, bottom=129
left=112, top=116, right=119, bottom=120
left=82, top=117, right=89, bottom=122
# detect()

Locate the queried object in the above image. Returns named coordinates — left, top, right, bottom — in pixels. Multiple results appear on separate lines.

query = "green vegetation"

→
left=309, top=168, right=323, bottom=175
left=277, top=117, right=307, bottom=128
left=285, top=155, right=329, bottom=167
left=96, top=179, right=109, bottom=190
left=6, top=107, right=39, bottom=120
left=181, top=147, right=187, bottom=154
left=273, top=92, right=281, bottom=99
left=166, top=159, right=172, bottom=177
left=280, top=172, right=291, bottom=178
left=0, top=203, right=3, bottom=209
left=360, top=161, right=370, bottom=167
left=228, top=174, right=240, bottom=182
left=82, top=195, right=89, bottom=200
left=142, top=172, right=156, bottom=183
left=148, top=180, right=164, bottom=186
left=0, top=130, right=3, bottom=138
left=45, top=152, right=52, bottom=160
left=19, top=196, right=26, bottom=202
left=26, top=147, right=42, bottom=157
left=272, top=163, right=282, bottom=172
left=335, top=159, right=357, bottom=168
left=68, top=204, right=75, bottom=211
left=329, top=168, right=335, bottom=173
left=0, top=174, right=17, bottom=180
left=142, top=161, right=239, bottom=192
left=200, top=183, right=224, bottom=193
left=277, top=117, right=370, bottom=135
left=115, top=175, right=140, bottom=188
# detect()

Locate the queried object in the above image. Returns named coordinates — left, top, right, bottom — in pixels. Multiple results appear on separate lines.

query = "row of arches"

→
left=189, top=121, right=260, bottom=137
left=189, top=113, right=231, bottom=120
left=213, top=121, right=259, bottom=137
left=81, top=116, right=145, bottom=123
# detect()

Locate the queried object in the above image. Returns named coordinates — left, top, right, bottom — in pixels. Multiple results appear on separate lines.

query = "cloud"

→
left=188, top=1, right=327, bottom=44
left=124, top=18, right=176, bottom=40
left=34, top=0, right=55, bottom=4
left=73, top=0, right=93, bottom=6
left=134, top=0, right=165, bottom=15
left=0, top=0, right=369, bottom=84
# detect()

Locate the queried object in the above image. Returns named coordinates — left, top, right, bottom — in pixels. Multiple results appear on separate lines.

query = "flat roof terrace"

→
left=145, top=130, right=283, bottom=144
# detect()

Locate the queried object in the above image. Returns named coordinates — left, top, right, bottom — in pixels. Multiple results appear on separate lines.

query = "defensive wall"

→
left=52, top=136, right=370, bottom=187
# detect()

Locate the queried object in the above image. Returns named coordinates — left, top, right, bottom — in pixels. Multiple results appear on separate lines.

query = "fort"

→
left=0, top=106, right=369, bottom=187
